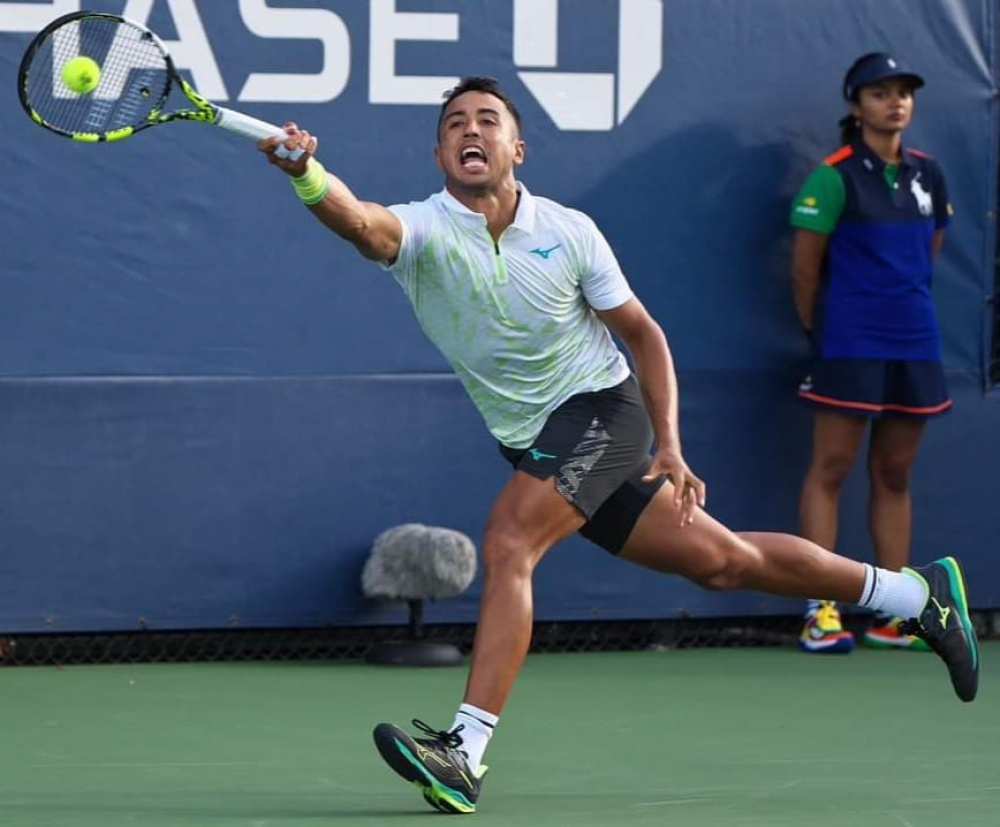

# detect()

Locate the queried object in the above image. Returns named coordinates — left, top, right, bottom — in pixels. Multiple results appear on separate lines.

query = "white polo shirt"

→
left=381, top=183, right=633, bottom=449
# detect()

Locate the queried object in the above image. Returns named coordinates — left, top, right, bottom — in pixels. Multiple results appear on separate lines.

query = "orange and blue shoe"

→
left=799, top=601, right=855, bottom=653
left=864, top=614, right=931, bottom=651
left=900, top=557, right=980, bottom=702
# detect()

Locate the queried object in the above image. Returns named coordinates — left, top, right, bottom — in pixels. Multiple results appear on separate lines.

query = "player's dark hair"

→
left=437, top=76, right=522, bottom=139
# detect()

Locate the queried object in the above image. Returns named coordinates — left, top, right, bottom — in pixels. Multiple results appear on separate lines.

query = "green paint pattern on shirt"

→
left=386, top=190, right=632, bottom=448
left=405, top=237, right=624, bottom=447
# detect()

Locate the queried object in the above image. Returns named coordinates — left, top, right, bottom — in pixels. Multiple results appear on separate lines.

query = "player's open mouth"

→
left=460, top=146, right=488, bottom=171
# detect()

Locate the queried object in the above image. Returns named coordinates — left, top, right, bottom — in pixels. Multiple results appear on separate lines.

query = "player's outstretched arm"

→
left=258, top=123, right=402, bottom=264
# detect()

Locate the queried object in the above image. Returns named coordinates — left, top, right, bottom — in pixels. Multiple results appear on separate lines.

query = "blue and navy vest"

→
left=820, top=140, right=950, bottom=360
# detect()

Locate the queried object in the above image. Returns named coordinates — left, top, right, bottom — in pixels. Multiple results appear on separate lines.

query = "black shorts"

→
left=798, top=358, right=952, bottom=419
left=498, top=375, right=666, bottom=555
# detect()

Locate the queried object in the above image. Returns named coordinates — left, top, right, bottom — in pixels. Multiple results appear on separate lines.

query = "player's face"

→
left=435, top=91, right=525, bottom=190
left=852, top=79, right=915, bottom=134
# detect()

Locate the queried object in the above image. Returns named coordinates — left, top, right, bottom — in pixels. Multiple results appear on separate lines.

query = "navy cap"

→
left=843, top=53, right=924, bottom=100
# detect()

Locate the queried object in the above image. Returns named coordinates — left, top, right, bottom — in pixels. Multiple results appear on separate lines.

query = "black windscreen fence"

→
left=0, top=613, right=996, bottom=667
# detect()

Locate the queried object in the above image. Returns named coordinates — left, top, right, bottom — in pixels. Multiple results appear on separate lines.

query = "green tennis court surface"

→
left=2, top=645, right=996, bottom=826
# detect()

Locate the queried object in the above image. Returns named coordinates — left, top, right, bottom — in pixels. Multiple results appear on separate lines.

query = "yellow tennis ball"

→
left=62, top=56, right=101, bottom=94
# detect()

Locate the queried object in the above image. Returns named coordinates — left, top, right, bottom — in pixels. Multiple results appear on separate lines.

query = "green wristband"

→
left=290, top=158, right=329, bottom=206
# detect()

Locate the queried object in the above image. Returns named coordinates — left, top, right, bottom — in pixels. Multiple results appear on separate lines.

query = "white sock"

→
left=451, top=703, right=498, bottom=773
left=856, top=564, right=928, bottom=619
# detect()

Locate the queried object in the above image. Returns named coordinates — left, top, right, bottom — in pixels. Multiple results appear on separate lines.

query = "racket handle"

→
left=215, top=106, right=304, bottom=161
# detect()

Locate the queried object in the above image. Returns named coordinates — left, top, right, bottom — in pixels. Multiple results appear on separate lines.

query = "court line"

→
left=635, top=797, right=728, bottom=807
left=26, top=761, right=281, bottom=769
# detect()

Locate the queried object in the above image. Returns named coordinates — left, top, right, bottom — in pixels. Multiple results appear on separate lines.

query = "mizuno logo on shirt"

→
left=528, top=449, right=556, bottom=461
left=529, top=244, right=562, bottom=259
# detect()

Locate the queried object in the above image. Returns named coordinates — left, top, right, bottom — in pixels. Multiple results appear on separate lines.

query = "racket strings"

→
left=27, top=17, right=170, bottom=136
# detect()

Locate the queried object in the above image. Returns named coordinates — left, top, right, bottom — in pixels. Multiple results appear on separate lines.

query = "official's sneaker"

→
left=799, top=600, right=855, bottom=653
left=373, top=719, right=487, bottom=814
left=864, top=615, right=931, bottom=651
left=900, top=557, right=980, bottom=702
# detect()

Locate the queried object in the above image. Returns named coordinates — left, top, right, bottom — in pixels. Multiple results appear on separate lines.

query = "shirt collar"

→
left=437, top=181, right=537, bottom=234
left=852, top=139, right=915, bottom=172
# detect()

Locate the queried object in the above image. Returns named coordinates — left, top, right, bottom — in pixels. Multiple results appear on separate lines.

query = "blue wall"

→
left=0, top=0, right=996, bottom=632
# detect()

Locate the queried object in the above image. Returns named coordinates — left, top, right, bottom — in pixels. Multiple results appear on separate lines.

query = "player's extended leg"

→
left=798, top=410, right=868, bottom=652
left=620, top=483, right=978, bottom=701
left=373, top=471, right=583, bottom=813
left=864, top=415, right=929, bottom=649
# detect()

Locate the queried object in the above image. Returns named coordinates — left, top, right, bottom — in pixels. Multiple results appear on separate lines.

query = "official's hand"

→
left=642, top=447, right=706, bottom=527
left=258, top=122, right=316, bottom=177
left=803, top=326, right=818, bottom=357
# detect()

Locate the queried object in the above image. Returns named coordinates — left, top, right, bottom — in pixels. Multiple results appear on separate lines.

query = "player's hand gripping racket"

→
left=17, top=10, right=302, bottom=159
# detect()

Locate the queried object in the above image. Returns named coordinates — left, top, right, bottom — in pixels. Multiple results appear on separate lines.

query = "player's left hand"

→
left=642, top=447, right=706, bottom=527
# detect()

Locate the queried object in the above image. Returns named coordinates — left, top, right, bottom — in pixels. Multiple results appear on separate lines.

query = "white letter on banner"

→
left=238, top=0, right=350, bottom=103
left=0, top=0, right=79, bottom=30
left=512, top=0, right=557, bottom=67
left=370, top=0, right=458, bottom=104
left=514, top=0, right=662, bottom=131
left=124, top=0, right=228, bottom=100
left=514, top=0, right=613, bottom=130
left=618, top=0, right=662, bottom=123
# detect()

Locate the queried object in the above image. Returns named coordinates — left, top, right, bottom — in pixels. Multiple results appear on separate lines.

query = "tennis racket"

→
left=17, top=10, right=302, bottom=159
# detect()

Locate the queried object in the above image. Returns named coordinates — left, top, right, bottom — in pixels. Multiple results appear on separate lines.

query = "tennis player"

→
left=259, top=77, right=979, bottom=815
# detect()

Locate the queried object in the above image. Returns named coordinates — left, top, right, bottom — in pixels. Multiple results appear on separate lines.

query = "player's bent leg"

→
left=464, top=471, right=586, bottom=713
left=374, top=471, right=584, bottom=813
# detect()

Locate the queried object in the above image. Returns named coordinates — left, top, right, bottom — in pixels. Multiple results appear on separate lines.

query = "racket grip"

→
left=215, top=106, right=304, bottom=161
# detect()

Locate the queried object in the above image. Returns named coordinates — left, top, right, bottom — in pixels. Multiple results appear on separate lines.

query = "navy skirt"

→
left=798, top=358, right=952, bottom=418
